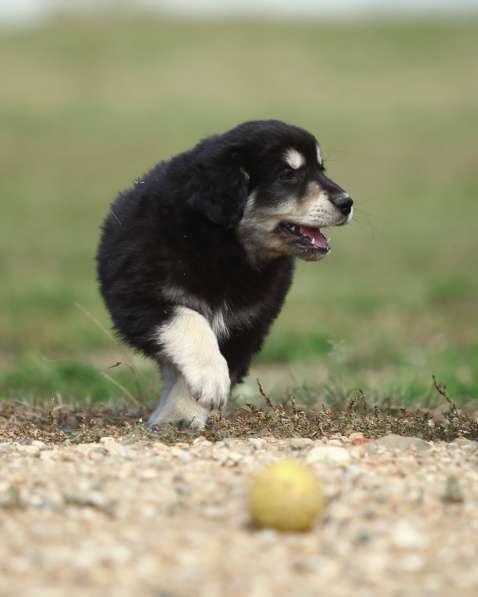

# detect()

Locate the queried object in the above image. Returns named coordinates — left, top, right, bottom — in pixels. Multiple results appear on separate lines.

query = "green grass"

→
left=1, top=16, right=477, bottom=405
left=0, top=355, right=159, bottom=404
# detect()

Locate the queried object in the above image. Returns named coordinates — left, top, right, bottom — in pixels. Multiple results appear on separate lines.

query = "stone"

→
left=441, top=475, right=465, bottom=504
left=171, top=448, right=192, bottom=464
left=390, top=521, right=427, bottom=549
left=223, top=451, right=242, bottom=465
left=193, top=436, right=212, bottom=446
left=16, top=445, right=41, bottom=456
left=64, top=492, right=109, bottom=510
left=248, top=438, right=265, bottom=449
left=140, top=468, right=158, bottom=480
left=307, top=446, right=351, bottom=466
left=289, top=438, right=314, bottom=450
left=363, top=434, right=430, bottom=453
left=203, top=505, right=226, bottom=519
left=31, top=440, right=46, bottom=449
left=399, top=554, right=425, bottom=572
left=39, top=450, right=57, bottom=462
left=452, top=438, right=478, bottom=452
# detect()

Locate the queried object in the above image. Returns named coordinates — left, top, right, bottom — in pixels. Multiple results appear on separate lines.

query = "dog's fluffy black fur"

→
left=97, top=120, right=352, bottom=427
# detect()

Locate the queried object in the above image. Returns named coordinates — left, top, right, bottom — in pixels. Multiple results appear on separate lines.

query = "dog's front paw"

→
left=147, top=398, right=209, bottom=431
left=186, top=353, right=230, bottom=411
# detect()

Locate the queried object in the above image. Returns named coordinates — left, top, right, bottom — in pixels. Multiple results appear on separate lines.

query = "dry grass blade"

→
left=432, top=374, right=459, bottom=416
left=74, top=302, right=117, bottom=343
left=256, top=378, right=274, bottom=409
left=74, top=302, right=146, bottom=403
left=100, top=372, right=139, bottom=406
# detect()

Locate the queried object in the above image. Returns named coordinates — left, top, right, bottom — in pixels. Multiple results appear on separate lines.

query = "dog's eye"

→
left=279, top=168, right=298, bottom=182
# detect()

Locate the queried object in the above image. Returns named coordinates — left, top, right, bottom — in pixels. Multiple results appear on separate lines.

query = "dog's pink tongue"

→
left=299, top=225, right=328, bottom=250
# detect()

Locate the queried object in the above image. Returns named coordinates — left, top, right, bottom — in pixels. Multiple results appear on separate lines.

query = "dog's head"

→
left=190, top=120, right=353, bottom=263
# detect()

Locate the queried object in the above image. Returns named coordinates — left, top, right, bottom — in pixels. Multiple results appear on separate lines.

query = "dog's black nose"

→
left=333, top=194, right=353, bottom=216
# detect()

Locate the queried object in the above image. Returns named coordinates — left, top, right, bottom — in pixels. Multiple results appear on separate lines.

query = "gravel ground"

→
left=1, top=433, right=478, bottom=597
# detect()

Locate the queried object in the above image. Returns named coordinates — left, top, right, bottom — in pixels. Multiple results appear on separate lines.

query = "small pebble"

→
left=307, top=446, right=351, bottom=466
left=364, top=434, right=430, bottom=453
left=289, top=438, right=314, bottom=450
left=171, top=448, right=193, bottom=464
left=391, top=521, right=427, bottom=549
left=441, top=475, right=465, bottom=504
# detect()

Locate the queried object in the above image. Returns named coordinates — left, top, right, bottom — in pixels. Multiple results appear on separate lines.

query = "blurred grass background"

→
left=1, top=16, right=477, bottom=404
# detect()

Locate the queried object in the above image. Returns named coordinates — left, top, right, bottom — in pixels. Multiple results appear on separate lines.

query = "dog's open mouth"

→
left=278, top=222, right=330, bottom=253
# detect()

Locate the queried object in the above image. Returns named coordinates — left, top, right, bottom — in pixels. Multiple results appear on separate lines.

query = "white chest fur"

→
left=162, top=285, right=262, bottom=340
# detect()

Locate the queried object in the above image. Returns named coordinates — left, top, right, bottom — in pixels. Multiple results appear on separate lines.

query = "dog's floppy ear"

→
left=188, top=143, right=249, bottom=228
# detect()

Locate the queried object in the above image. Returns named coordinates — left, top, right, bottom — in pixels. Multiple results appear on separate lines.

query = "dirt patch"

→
left=1, top=385, right=477, bottom=446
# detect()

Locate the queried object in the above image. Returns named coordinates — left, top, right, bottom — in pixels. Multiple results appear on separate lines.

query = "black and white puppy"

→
left=97, top=120, right=353, bottom=429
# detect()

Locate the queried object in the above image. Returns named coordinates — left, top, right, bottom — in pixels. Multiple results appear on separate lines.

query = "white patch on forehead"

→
left=316, top=144, right=322, bottom=165
left=284, top=148, right=305, bottom=170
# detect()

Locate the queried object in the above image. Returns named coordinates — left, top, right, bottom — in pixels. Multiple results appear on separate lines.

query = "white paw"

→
left=147, top=403, right=208, bottom=430
left=147, top=382, right=209, bottom=430
left=185, top=353, right=230, bottom=411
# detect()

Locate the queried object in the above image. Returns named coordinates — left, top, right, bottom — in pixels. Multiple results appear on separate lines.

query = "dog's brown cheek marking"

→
left=239, top=207, right=293, bottom=260
left=272, top=183, right=325, bottom=221
left=301, top=182, right=325, bottom=212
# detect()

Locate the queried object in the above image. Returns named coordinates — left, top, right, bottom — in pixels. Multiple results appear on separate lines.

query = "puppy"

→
left=96, top=120, right=353, bottom=429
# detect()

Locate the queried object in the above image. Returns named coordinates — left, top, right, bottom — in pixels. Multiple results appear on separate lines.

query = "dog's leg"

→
left=147, top=370, right=209, bottom=430
left=151, top=307, right=230, bottom=426
left=147, top=363, right=176, bottom=426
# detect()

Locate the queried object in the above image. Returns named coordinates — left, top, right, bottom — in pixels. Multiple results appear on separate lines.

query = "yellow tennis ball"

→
left=248, top=459, right=324, bottom=532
